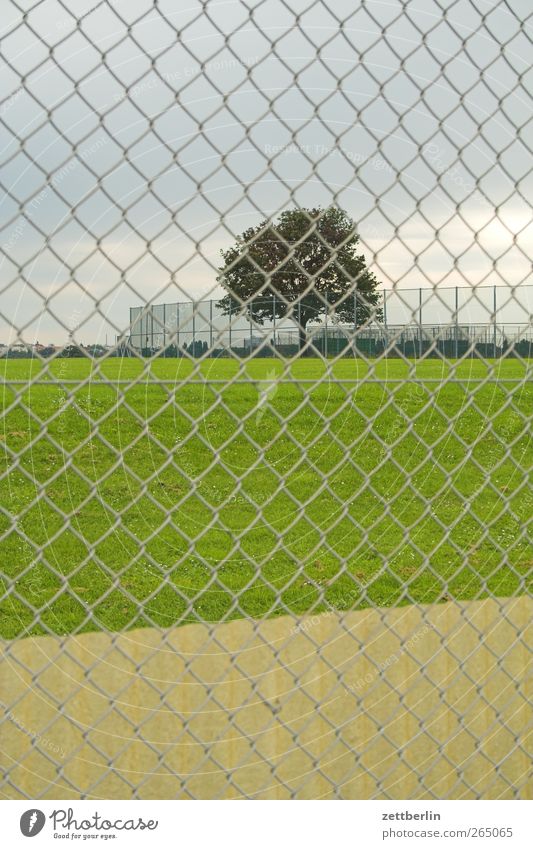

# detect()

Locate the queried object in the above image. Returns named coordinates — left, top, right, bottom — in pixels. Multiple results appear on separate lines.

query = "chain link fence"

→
left=0, top=0, right=531, bottom=799
left=126, top=285, right=533, bottom=357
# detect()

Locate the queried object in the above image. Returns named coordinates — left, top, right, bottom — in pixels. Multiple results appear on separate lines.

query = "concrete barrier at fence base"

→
left=1, top=597, right=530, bottom=799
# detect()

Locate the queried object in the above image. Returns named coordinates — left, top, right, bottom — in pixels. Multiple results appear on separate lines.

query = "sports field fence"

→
left=127, top=285, right=533, bottom=359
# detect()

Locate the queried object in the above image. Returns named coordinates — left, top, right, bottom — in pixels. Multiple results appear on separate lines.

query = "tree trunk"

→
left=298, top=323, right=307, bottom=355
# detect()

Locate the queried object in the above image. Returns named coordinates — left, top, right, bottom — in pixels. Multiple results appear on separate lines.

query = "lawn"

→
left=0, top=356, right=531, bottom=639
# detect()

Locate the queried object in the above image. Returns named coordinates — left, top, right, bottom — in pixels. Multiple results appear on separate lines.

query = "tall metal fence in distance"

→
left=128, top=284, right=533, bottom=359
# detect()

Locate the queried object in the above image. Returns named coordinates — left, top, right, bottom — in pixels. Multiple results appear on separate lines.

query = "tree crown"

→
left=217, top=206, right=381, bottom=330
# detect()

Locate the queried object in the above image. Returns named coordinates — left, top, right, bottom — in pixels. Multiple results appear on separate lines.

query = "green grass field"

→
left=0, top=357, right=531, bottom=639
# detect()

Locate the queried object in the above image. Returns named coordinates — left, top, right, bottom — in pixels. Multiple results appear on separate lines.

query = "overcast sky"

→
left=0, top=0, right=531, bottom=344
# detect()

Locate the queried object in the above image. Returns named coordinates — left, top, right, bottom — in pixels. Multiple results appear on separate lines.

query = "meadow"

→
left=0, top=356, right=531, bottom=638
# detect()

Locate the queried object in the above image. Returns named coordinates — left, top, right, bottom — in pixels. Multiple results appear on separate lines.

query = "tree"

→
left=60, top=344, right=86, bottom=358
left=217, top=206, right=381, bottom=352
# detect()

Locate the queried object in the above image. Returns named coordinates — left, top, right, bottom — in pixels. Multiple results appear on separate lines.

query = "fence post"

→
left=210, top=299, right=213, bottom=353
left=163, top=302, right=166, bottom=354
left=493, top=285, right=497, bottom=357
left=455, top=286, right=459, bottom=359
left=229, top=301, right=232, bottom=353
left=419, top=287, right=423, bottom=359
left=354, top=289, right=357, bottom=358
left=324, top=291, right=328, bottom=359
left=273, top=293, right=276, bottom=353
left=382, top=292, right=387, bottom=358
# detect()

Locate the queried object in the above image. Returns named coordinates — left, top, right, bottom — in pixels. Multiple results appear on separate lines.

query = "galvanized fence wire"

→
left=0, top=0, right=532, bottom=799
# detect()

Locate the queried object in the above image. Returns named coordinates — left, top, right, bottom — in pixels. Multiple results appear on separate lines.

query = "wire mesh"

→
left=0, top=0, right=531, bottom=800
left=126, top=286, right=533, bottom=356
